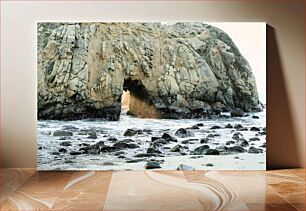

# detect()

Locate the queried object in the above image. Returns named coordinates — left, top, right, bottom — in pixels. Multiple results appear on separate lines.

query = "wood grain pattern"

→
left=0, top=169, right=304, bottom=211
left=0, top=169, right=35, bottom=204
left=52, top=171, right=112, bottom=210
left=104, top=171, right=203, bottom=210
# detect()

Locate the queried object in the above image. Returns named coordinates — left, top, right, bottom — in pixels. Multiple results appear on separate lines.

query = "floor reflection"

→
left=0, top=169, right=304, bottom=210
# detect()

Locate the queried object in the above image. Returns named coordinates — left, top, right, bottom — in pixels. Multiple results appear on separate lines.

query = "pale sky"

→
left=207, top=22, right=266, bottom=104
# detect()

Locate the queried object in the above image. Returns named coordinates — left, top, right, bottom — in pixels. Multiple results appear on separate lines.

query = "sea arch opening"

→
left=120, top=78, right=160, bottom=118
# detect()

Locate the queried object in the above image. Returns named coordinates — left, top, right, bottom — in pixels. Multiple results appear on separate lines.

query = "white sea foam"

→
left=37, top=109, right=266, bottom=170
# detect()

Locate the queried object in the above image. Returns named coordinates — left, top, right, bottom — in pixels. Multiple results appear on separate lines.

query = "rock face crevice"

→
left=37, top=22, right=261, bottom=120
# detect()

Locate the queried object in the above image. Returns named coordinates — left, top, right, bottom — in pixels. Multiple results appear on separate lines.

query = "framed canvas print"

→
left=37, top=22, right=266, bottom=170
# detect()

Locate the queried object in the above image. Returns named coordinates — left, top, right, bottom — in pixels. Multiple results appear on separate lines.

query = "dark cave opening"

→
left=120, top=78, right=159, bottom=118
left=123, top=78, right=149, bottom=99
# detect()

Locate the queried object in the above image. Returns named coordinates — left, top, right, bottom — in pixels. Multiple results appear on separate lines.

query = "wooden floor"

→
left=0, top=169, right=304, bottom=211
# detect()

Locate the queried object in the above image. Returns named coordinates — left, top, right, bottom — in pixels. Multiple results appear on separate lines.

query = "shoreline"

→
left=38, top=153, right=266, bottom=171
left=37, top=109, right=266, bottom=170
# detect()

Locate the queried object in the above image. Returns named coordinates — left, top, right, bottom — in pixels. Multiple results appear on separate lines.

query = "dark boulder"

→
left=162, top=133, right=177, bottom=142
left=249, top=137, right=260, bottom=142
left=143, top=129, right=153, bottom=134
left=126, top=158, right=146, bottom=163
left=171, top=144, right=184, bottom=153
left=87, top=131, right=97, bottom=139
left=95, top=141, right=105, bottom=147
left=175, top=128, right=193, bottom=138
left=53, top=130, right=73, bottom=136
left=79, top=142, right=102, bottom=154
left=100, top=146, right=117, bottom=153
left=232, top=132, right=243, bottom=140
left=152, top=138, right=168, bottom=147
left=87, top=145, right=100, bottom=154
left=58, top=148, right=67, bottom=153
left=70, top=151, right=83, bottom=155
left=151, top=136, right=160, bottom=142
left=225, top=123, right=233, bottom=128
left=256, top=131, right=266, bottom=136
left=226, top=140, right=235, bottom=145
left=113, top=142, right=128, bottom=149
left=200, top=138, right=210, bottom=144
left=78, top=130, right=88, bottom=135
left=237, top=127, right=249, bottom=131
left=134, top=153, right=157, bottom=158
left=114, top=151, right=125, bottom=156
left=127, top=143, right=140, bottom=149
left=207, top=133, right=220, bottom=138
left=60, top=141, right=72, bottom=147
left=226, top=146, right=246, bottom=154
left=234, top=124, right=243, bottom=129
left=122, top=138, right=134, bottom=143
left=231, top=108, right=244, bottom=117
left=145, top=161, right=161, bottom=169
left=250, top=127, right=260, bottom=132
left=205, top=149, right=220, bottom=155
left=189, top=125, right=200, bottom=129
left=61, top=125, right=79, bottom=131
left=124, top=128, right=139, bottom=136
left=191, top=145, right=210, bottom=155
left=107, top=137, right=118, bottom=142
left=248, top=147, right=263, bottom=153
left=147, top=147, right=162, bottom=154
left=182, top=139, right=198, bottom=144
left=216, top=145, right=228, bottom=153
left=210, top=125, right=221, bottom=129
left=113, top=141, right=140, bottom=149
left=236, top=138, right=248, bottom=146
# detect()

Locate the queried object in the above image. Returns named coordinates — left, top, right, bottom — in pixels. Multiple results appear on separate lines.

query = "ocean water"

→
left=37, top=109, right=266, bottom=170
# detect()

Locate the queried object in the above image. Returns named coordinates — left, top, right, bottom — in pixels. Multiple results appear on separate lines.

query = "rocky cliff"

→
left=37, top=22, right=261, bottom=120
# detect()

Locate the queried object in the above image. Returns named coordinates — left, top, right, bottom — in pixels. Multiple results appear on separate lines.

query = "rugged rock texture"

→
left=37, top=22, right=261, bottom=120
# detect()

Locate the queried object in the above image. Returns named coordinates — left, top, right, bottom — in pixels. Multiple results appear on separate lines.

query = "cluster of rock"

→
left=42, top=120, right=266, bottom=169
left=38, top=22, right=262, bottom=120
